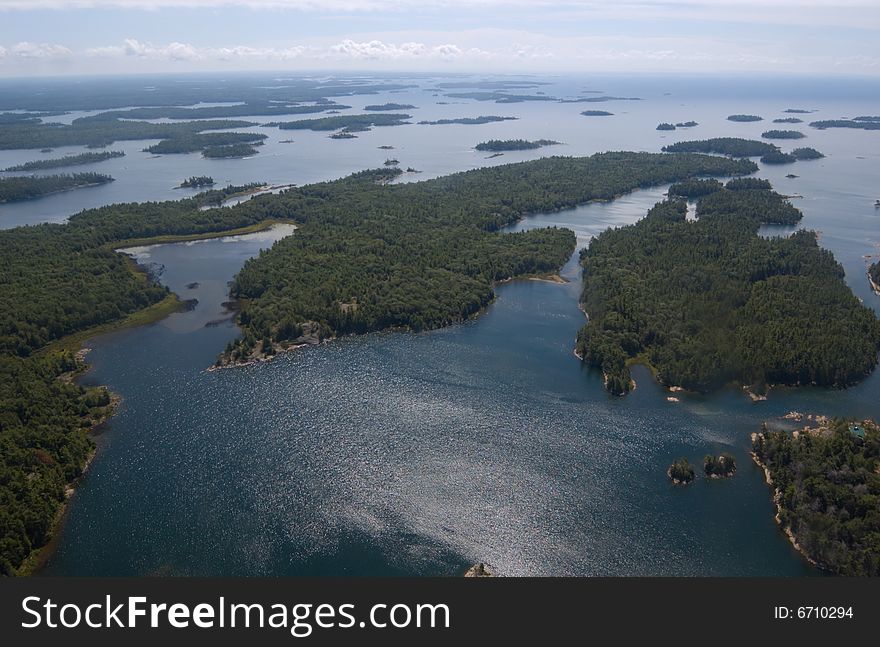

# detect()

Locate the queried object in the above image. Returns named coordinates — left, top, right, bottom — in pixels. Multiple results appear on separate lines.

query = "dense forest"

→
left=0, top=173, right=113, bottom=203
left=202, top=143, right=260, bottom=159
left=727, top=114, right=763, bottom=122
left=418, top=116, right=517, bottom=125
left=662, top=138, right=777, bottom=157
left=575, top=180, right=880, bottom=395
left=0, top=151, right=753, bottom=573
left=363, top=103, right=417, bottom=111
left=760, top=150, right=797, bottom=164
left=3, top=151, right=124, bottom=172
left=224, top=153, right=754, bottom=363
left=790, top=147, right=824, bottom=160
left=667, top=178, right=723, bottom=197
left=753, top=419, right=880, bottom=575
left=474, top=139, right=560, bottom=151
left=271, top=113, right=411, bottom=132
left=144, top=132, right=266, bottom=155
left=762, top=130, right=806, bottom=140
left=0, top=117, right=258, bottom=150
left=667, top=458, right=695, bottom=484
left=870, top=262, right=880, bottom=291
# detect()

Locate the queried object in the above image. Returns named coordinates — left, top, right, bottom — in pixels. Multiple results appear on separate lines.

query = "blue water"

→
left=3, top=73, right=874, bottom=576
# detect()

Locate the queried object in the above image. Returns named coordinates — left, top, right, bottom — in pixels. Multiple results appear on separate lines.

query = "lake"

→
left=3, top=73, right=875, bottom=576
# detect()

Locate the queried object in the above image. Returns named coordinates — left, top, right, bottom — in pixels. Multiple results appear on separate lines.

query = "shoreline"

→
left=20, top=219, right=296, bottom=575
left=869, top=269, right=880, bottom=296
left=749, top=436, right=819, bottom=569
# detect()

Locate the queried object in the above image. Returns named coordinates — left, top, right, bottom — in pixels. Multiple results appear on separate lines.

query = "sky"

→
left=0, top=0, right=878, bottom=78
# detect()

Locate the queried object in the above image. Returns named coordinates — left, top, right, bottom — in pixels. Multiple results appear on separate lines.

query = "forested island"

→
left=474, top=139, right=560, bottom=151
left=0, top=116, right=259, bottom=150
left=145, top=132, right=267, bottom=155
left=580, top=110, right=613, bottom=117
left=870, top=261, right=880, bottom=294
left=667, top=458, right=695, bottom=484
left=364, top=103, right=417, bottom=111
left=202, top=143, right=260, bottom=158
left=179, top=176, right=215, bottom=188
left=656, top=123, right=676, bottom=131
left=784, top=109, right=814, bottom=114
left=2, top=151, right=124, bottom=172
left=662, top=138, right=777, bottom=157
left=443, top=91, right=557, bottom=103
left=0, top=173, right=113, bottom=203
left=790, top=147, right=824, bottom=160
left=704, top=454, right=736, bottom=478
left=668, top=178, right=723, bottom=197
left=270, top=113, right=411, bottom=132
left=575, top=180, right=880, bottom=395
left=809, top=118, right=880, bottom=131
left=760, top=150, right=796, bottom=164
left=77, top=103, right=345, bottom=121
left=727, top=114, right=763, bottom=122
left=418, top=116, right=517, bottom=125
left=773, top=117, right=803, bottom=124
left=762, top=130, right=806, bottom=140
left=752, top=418, right=880, bottom=575
left=676, top=121, right=698, bottom=127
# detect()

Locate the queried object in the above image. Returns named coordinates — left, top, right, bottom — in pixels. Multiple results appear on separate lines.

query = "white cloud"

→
left=9, top=42, right=72, bottom=59
left=86, top=39, right=306, bottom=62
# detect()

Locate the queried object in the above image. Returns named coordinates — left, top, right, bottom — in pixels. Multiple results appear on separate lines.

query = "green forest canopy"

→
left=575, top=180, right=880, bottom=395
left=753, top=419, right=880, bottom=576
left=0, top=173, right=113, bottom=203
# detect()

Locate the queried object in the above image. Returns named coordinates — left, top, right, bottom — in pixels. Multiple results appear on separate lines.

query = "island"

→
left=178, top=176, right=215, bottom=188
left=329, top=131, right=357, bottom=139
left=383, top=158, right=399, bottom=166
left=675, top=121, right=698, bottom=128
left=761, top=130, right=806, bottom=140
left=667, top=178, right=723, bottom=197
left=727, top=114, right=763, bottom=122
left=144, top=131, right=267, bottom=155
left=0, top=116, right=260, bottom=150
left=269, top=113, right=411, bottom=133
left=443, top=91, right=557, bottom=103
left=773, top=117, right=803, bottom=124
left=656, top=123, right=676, bottom=131
left=789, top=147, right=824, bottom=160
left=784, top=109, right=815, bottom=114
left=760, top=150, right=796, bottom=164
left=752, top=418, right=880, bottom=575
left=418, top=116, right=518, bottom=126
left=71, top=103, right=347, bottom=121
left=580, top=110, right=613, bottom=117
left=2, top=151, right=125, bottom=172
left=662, top=137, right=777, bottom=157
left=0, top=172, right=113, bottom=203
left=667, top=458, right=695, bottom=485
left=377, top=145, right=395, bottom=150
left=809, top=118, right=880, bottom=131
left=364, top=103, right=417, bottom=111
left=575, top=179, right=880, bottom=395
left=474, top=139, right=560, bottom=152
left=703, top=454, right=736, bottom=478
left=202, top=143, right=260, bottom=158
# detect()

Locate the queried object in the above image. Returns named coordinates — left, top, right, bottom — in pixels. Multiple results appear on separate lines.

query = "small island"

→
left=383, top=158, right=399, bottom=166
left=656, top=123, right=676, bottom=131
left=667, top=458, right=695, bottom=485
left=662, top=137, right=777, bottom=157
left=144, top=131, right=267, bottom=155
left=753, top=418, right=880, bottom=575
left=271, top=113, right=411, bottom=133
left=675, top=121, right=698, bottom=127
left=809, top=118, right=880, bottom=131
left=760, top=150, right=796, bottom=164
left=727, top=114, right=763, bottom=122
left=364, top=103, right=417, bottom=111
left=667, top=178, right=723, bottom=198
left=761, top=129, right=806, bottom=140
left=377, top=145, right=395, bottom=150
left=178, top=175, right=215, bottom=188
left=773, top=117, right=803, bottom=124
left=580, top=110, right=613, bottom=117
left=329, top=131, right=357, bottom=139
left=703, top=454, right=736, bottom=478
left=789, top=147, right=824, bottom=160
left=869, top=261, right=880, bottom=295
left=202, top=143, right=259, bottom=158
left=418, top=115, right=518, bottom=126
left=784, top=108, right=814, bottom=114
left=2, top=150, right=124, bottom=172
left=474, top=139, right=560, bottom=152
left=0, top=172, right=114, bottom=203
